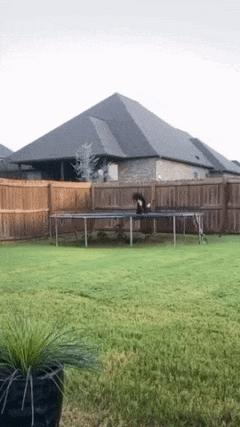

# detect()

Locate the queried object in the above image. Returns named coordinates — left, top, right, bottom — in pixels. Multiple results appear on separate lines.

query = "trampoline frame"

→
left=50, top=210, right=204, bottom=247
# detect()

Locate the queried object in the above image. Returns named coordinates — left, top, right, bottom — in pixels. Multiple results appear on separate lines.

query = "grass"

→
left=1, top=235, right=240, bottom=426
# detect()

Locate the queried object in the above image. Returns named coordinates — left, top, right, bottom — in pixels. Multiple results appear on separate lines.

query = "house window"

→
left=193, top=170, right=199, bottom=179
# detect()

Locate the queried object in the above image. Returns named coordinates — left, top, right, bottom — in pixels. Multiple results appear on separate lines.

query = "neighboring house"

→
left=0, top=143, right=41, bottom=179
left=9, top=93, right=240, bottom=181
left=0, top=143, right=12, bottom=160
left=233, top=160, right=240, bottom=168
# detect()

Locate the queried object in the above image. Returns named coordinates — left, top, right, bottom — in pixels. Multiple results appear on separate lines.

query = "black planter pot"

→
left=0, top=368, right=64, bottom=427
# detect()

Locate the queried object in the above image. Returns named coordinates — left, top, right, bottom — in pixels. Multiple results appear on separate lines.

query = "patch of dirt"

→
left=60, top=405, right=99, bottom=427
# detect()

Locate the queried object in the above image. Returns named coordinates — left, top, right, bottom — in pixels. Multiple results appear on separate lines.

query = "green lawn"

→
left=1, top=236, right=240, bottom=426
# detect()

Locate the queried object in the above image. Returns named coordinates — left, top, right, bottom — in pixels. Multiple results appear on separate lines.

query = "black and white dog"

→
left=132, top=193, right=151, bottom=214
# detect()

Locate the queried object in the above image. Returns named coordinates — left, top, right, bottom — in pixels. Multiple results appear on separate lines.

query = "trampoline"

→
left=50, top=210, right=204, bottom=247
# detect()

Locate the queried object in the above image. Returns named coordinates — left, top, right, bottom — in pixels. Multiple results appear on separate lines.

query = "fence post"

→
left=91, top=184, right=95, bottom=211
left=48, top=183, right=54, bottom=236
left=220, top=178, right=229, bottom=234
left=151, top=182, right=156, bottom=210
left=151, top=182, right=156, bottom=233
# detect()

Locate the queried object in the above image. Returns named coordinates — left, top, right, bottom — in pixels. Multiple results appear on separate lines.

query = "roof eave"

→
left=10, top=153, right=126, bottom=165
left=118, top=154, right=213, bottom=169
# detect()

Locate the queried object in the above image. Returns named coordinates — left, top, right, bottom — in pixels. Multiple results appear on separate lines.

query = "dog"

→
left=132, top=193, right=151, bottom=214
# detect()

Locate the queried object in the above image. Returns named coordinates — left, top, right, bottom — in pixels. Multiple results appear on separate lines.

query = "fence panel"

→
left=0, top=180, right=49, bottom=239
left=227, top=181, right=240, bottom=233
left=154, top=179, right=225, bottom=233
left=49, top=182, right=92, bottom=234
left=94, top=183, right=153, bottom=231
left=0, top=180, right=91, bottom=240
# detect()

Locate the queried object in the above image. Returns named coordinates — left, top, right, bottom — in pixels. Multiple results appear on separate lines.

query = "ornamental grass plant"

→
left=0, top=315, right=98, bottom=426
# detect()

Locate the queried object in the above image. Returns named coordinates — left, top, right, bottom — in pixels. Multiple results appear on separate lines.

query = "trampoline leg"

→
left=130, top=216, right=133, bottom=247
left=55, top=218, right=58, bottom=247
left=183, top=217, right=186, bottom=241
left=198, top=214, right=204, bottom=244
left=153, top=218, right=156, bottom=234
left=198, top=215, right=201, bottom=244
left=173, top=216, right=176, bottom=247
left=84, top=218, right=88, bottom=247
left=49, top=216, right=52, bottom=239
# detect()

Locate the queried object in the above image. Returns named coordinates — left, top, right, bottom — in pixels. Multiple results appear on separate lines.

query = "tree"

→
left=72, top=143, right=111, bottom=182
left=72, top=143, right=99, bottom=182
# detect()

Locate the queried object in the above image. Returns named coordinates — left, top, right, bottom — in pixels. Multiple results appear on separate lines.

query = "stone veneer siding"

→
left=156, top=159, right=208, bottom=180
left=118, top=158, right=157, bottom=182
left=117, top=158, right=209, bottom=182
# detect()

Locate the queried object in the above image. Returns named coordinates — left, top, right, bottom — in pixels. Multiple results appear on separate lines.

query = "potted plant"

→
left=0, top=316, right=98, bottom=427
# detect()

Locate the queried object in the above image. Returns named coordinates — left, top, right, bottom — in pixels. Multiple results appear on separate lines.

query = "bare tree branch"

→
left=72, top=143, right=112, bottom=182
left=72, top=143, right=99, bottom=181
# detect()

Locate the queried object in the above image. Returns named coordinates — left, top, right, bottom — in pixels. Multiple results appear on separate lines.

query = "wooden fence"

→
left=0, top=179, right=91, bottom=240
left=0, top=177, right=240, bottom=240
left=93, top=178, right=240, bottom=234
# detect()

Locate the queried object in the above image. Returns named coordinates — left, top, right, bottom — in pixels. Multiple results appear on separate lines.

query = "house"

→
left=9, top=93, right=240, bottom=181
left=0, top=144, right=15, bottom=178
left=233, top=160, right=240, bottom=168
left=0, top=143, right=12, bottom=160
left=0, top=143, right=41, bottom=180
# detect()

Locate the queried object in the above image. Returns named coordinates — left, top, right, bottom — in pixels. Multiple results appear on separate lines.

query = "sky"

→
left=0, top=0, right=240, bottom=160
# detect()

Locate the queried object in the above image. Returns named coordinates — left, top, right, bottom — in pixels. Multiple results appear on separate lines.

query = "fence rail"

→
left=0, top=177, right=240, bottom=240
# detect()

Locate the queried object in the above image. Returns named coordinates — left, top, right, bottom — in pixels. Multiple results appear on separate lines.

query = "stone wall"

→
left=118, top=158, right=157, bottom=182
left=156, top=159, right=208, bottom=181
left=117, top=157, right=209, bottom=182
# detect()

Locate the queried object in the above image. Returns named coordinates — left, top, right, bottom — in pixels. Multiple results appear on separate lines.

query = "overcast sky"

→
left=0, top=0, right=240, bottom=159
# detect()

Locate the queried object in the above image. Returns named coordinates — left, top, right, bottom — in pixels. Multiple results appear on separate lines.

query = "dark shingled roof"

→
left=233, top=160, right=240, bottom=168
left=9, top=93, right=240, bottom=175
left=191, top=139, right=240, bottom=174
left=0, top=144, right=12, bottom=158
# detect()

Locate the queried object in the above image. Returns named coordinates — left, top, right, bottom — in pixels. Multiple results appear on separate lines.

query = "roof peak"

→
left=0, top=143, right=13, bottom=158
left=110, top=92, right=138, bottom=103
